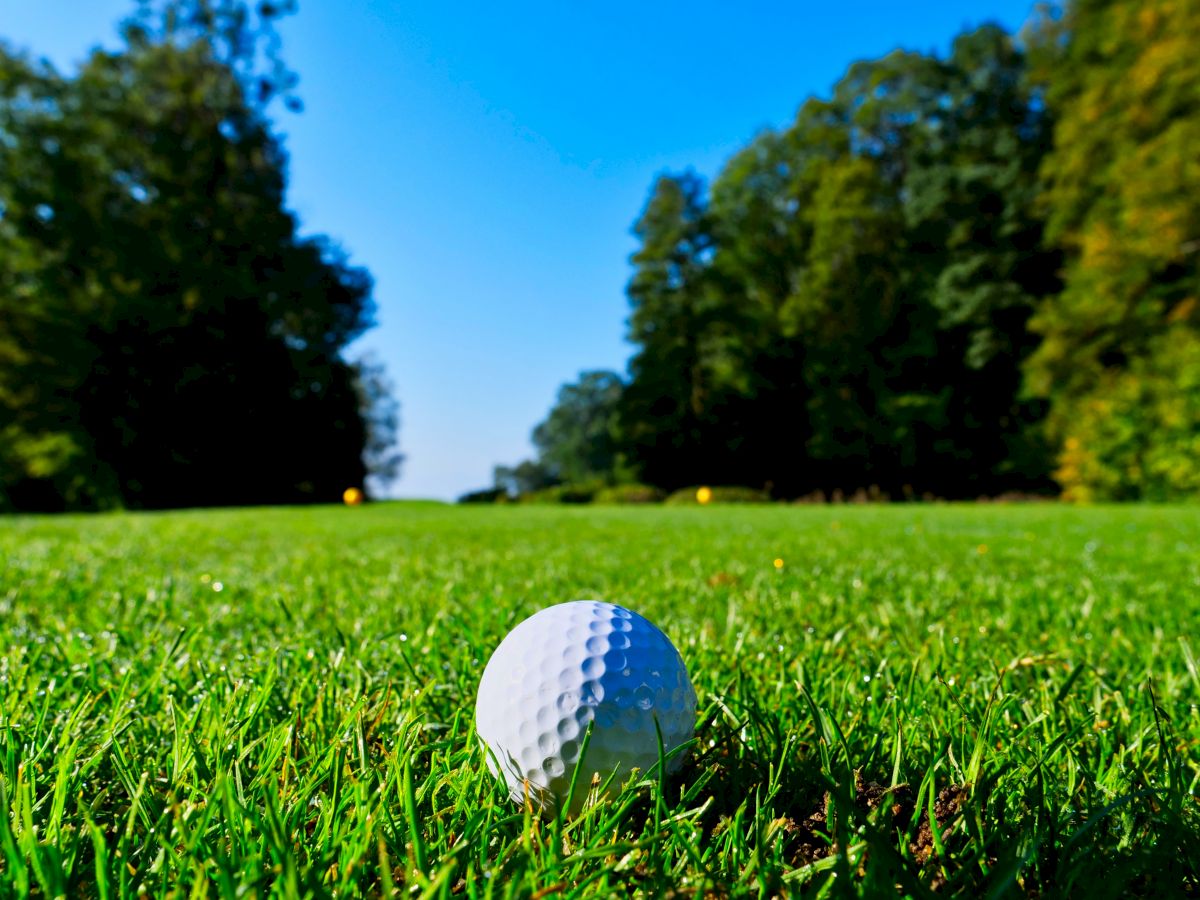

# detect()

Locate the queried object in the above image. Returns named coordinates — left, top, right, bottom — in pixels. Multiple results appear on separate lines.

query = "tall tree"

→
left=619, top=173, right=719, bottom=490
left=1027, top=0, right=1200, bottom=499
left=532, top=370, right=625, bottom=485
left=616, top=23, right=1059, bottom=499
left=830, top=27, right=1058, bottom=494
left=354, top=354, right=404, bottom=492
left=0, top=49, right=109, bottom=510
left=0, top=0, right=394, bottom=510
left=493, top=460, right=558, bottom=497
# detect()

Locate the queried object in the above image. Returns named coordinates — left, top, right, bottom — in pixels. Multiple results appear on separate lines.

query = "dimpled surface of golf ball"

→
left=476, top=601, right=697, bottom=813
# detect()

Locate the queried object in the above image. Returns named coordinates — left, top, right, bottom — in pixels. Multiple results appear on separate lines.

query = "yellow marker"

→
left=343, top=487, right=364, bottom=506
left=696, top=486, right=713, bottom=505
left=773, top=558, right=784, bottom=569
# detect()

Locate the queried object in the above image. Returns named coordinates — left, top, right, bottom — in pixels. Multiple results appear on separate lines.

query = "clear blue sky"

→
left=5, top=0, right=1036, bottom=500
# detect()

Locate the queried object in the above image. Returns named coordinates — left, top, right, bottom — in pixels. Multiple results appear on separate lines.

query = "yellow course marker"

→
left=696, top=486, right=713, bottom=505
left=343, top=487, right=364, bottom=506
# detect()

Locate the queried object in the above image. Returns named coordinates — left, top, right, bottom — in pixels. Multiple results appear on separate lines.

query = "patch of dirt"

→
left=912, top=784, right=969, bottom=866
left=785, top=771, right=966, bottom=875
left=784, top=801, right=832, bottom=867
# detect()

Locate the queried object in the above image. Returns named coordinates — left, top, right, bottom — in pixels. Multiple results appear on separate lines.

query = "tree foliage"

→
left=1027, top=0, right=1200, bottom=499
left=493, top=459, right=558, bottom=498
left=488, top=370, right=626, bottom=500
left=0, top=0, right=396, bottom=510
left=532, top=370, right=625, bottom=485
left=525, top=5, right=1195, bottom=502
left=616, top=24, right=1059, bottom=499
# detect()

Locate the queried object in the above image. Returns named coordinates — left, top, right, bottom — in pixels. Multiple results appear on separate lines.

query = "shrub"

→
left=664, top=485, right=771, bottom=505
left=593, top=483, right=665, bottom=504
left=519, top=484, right=597, bottom=504
left=457, top=487, right=508, bottom=504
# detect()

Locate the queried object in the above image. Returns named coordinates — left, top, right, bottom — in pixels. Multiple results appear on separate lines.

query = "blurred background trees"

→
left=611, top=22, right=1064, bottom=502
left=2, top=0, right=1195, bottom=509
left=532, top=371, right=626, bottom=486
left=0, top=0, right=398, bottom=511
left=488, top=0, right=1198, bottom=503
left=1026, top=0, right=1200, bottom=501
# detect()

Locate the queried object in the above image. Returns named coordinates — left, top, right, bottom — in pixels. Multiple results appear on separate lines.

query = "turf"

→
left=1, top=503, right=1198, bottom=897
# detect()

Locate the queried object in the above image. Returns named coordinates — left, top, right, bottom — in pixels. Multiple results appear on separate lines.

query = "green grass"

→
left=1, top=503, right=1198, bottom=897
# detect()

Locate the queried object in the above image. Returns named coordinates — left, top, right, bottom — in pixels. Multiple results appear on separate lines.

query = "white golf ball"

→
left=475, top=600, right=697, bottom=813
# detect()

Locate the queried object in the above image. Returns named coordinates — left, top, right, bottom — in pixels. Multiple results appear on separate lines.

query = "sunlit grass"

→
left=1, top=503, right=1198, bottom=896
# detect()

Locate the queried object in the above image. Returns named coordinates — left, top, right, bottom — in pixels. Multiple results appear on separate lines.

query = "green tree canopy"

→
left=0, top=0, right=396, bottom=510
left=616, top=23, right=1057, bottom=499
left=493, top=459, right=558, bottom=498
left=532, top=370, right=625, bottom=485
left=1027, top=0, right=1200, bottom=500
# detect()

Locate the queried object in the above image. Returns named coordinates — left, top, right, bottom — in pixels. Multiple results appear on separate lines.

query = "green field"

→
left=1, top=504, right=1198, bottom=897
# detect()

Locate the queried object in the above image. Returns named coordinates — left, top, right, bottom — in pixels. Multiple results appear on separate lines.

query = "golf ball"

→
left=475, top=600, right=697, bottom=814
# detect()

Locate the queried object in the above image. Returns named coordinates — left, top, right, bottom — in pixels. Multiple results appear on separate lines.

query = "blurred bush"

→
left=457, top=487, right=509, bottom=504
left=519, top=484, right=598, bottom=504
left=592, top=483, right=665, bottom=504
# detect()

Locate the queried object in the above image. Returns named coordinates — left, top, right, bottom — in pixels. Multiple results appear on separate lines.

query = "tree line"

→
left=486, top=0, right=1199, bottom=503
left=0, top=0, right=400, bottom=511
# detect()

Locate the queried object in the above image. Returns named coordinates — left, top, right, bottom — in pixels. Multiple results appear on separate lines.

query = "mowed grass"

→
left=1, top=503, right=1198, bottom=898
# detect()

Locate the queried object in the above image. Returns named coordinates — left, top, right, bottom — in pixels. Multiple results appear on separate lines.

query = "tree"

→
left=532, top=370, right=625, bottom=485
left=616, top=24, right=1059, bottom=499
left=483, top=371, right=625, bottom=501
left=1026, top=0, right=1200, bottom=499
left=1054, top=331, right=1200, bottom=502
left=0, top=49, right=109, bottom=510
left=493, top=460, right=558, bottom=497
left=823, top=27, right=1058, bottom=494
left=618, top=173, right=717, bottom=490
left=354, top=354, right=404, bottom=494
left=0, top=0, right=396, bottom=510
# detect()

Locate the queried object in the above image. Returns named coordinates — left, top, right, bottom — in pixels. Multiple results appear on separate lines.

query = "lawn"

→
left=1, top=503, right=1198, bottom=897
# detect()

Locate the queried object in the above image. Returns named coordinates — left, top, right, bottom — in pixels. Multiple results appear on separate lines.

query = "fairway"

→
left=2, top=504, right=1198, bottom=897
